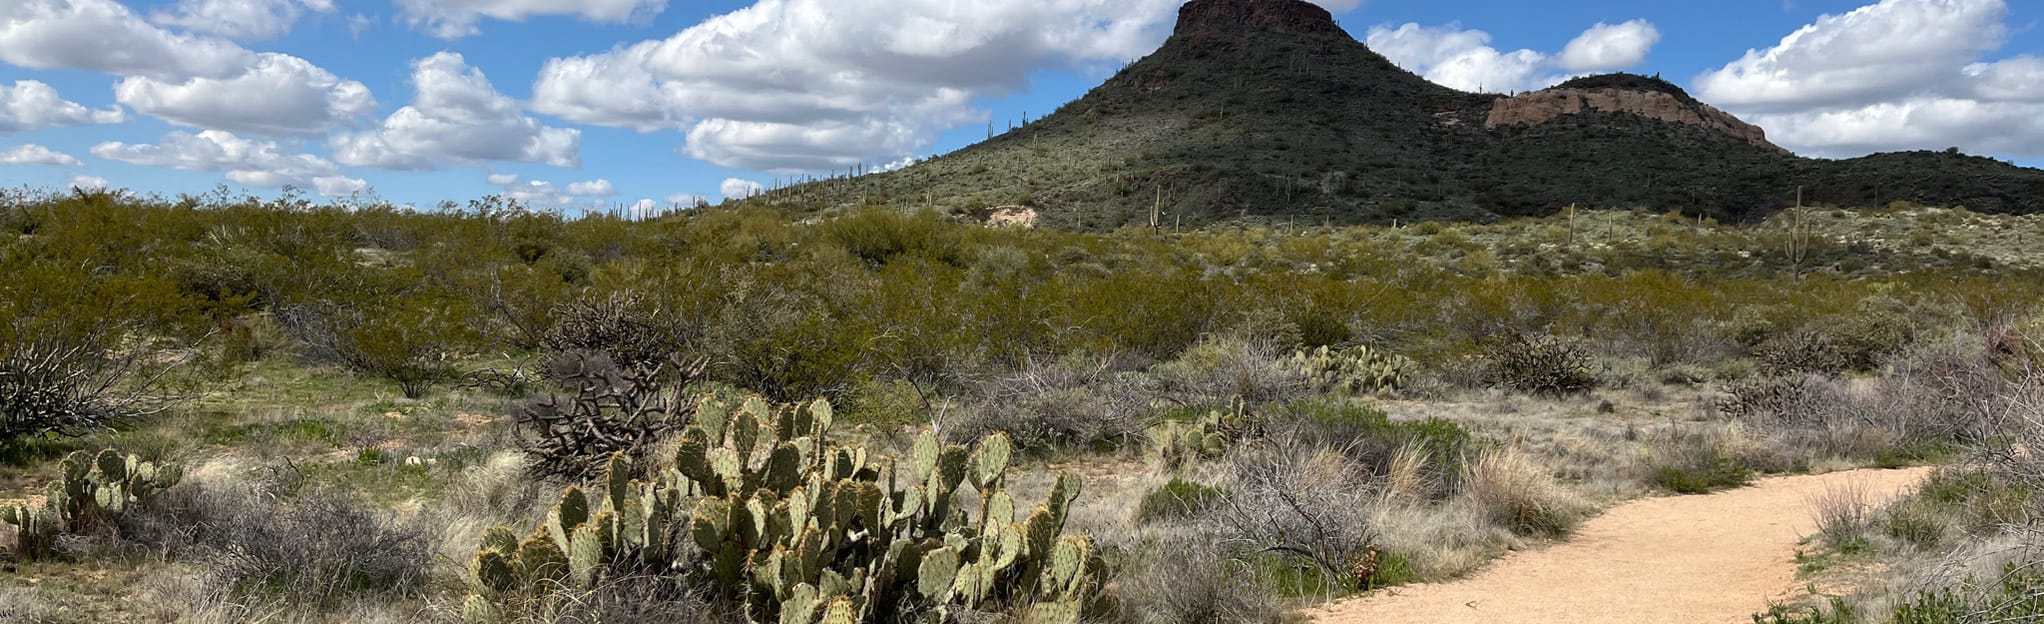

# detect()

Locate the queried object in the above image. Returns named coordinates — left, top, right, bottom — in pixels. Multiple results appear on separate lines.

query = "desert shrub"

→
left=1110, top=535, right=1288, bottom=624
left=1207, top=438, right=1379, bottom=590
left=1808, top=482, right=1874, bottom=553
left=277, top=296, right=474, bottom=399
left=0, top=328, right=173, bottom=441
left=946, top=354, right=1151, bottom=452
left=520, top=575, right=733, bottom=624
left=1150, top=334, right=1311, bottom=405
left=1645, top=427, right=1759, bottom=494
left=128, top=483, right=431, bottom=608
left=819, top=207, right=964, bottom=268
left=1482, top=330, right=1596, bottom=396
left=515, top=351, right=706, bottom=480
left=541, top=291, right=684, bottom=374
left=1649, top=456, right=1754, bottom=494
left=1276, top=401, right=1472, bottom=497
left=1753, top=330, right=1853, bottom=377
left=1459, top=446, right=1591, bottom=537
left=1136, top=478, right=1228, bottom=523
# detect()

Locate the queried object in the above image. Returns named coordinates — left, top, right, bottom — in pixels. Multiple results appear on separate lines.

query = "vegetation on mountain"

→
left=735, top=0, right=2044, bottom=230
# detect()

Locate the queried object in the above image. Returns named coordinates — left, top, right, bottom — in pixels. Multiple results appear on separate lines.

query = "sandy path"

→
left=1312, top=467, right=1934, bottom=624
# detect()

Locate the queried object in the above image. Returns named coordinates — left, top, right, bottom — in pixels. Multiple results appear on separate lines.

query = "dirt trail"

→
left=1312, top=467, right=1934, bottom=624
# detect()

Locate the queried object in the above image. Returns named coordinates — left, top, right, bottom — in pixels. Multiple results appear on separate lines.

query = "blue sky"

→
left=2, top=0, right=2040, bottom=214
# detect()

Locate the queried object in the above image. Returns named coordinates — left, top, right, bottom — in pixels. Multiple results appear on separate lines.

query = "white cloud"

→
left=1695, top=0, right=2044, bottom=157
left=486, top=172, right=520, bottom=185
left=1365, top=23, right=1547, bottom=93
left=1558, top=20, right=1661, bottom=73
left=312, top=175, right=368, bottom=197
left=721, top=178, right=763, bottom=200
left=531, top=0, right=1182, bottom=171
left=0, top=144, right=82, bottom=167
left=567, top=179, right=616, bottom=196
left=92, top=130, right=363, bottom=195
left=150, top=0, right=334, bottom=41
left=665, top=192, right=707, bottom=207
left=115, top=53, right=374, bottom=136
left=1695, top=0, right=2006, bottom=112
left=1965, top=56, right=2044, bottom=102
left=333, top=52, right=580, bottom=170
left=0, top=0, right=255, bottom=80
left=0, top=80, right=125, bottom=135
left=67, top=174, right=107, bottom=189
left=1368, top=19, right=1664, bottom=93
left=396, top=0, right=667, bottom=39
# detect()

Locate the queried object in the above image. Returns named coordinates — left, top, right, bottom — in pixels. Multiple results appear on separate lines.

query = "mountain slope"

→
left=748, top=0, right=2044, bottom=229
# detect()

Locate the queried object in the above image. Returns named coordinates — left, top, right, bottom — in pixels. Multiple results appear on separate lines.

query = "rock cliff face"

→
left=1487, top=88, right=1786, bottom=153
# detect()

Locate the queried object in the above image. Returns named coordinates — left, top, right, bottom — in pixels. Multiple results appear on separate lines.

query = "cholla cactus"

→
left=2, top=449, right=182, bottom=561
left=1291, top=345, right=1415, bottom=395
left=467, top=396, right=1101, bottom=624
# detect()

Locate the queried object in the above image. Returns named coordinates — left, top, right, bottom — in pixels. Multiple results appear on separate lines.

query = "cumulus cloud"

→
left=333, top=52, right=580, bottom=170
left=0, top=80, right=125, bottom=135
left=92, top=130, right=365, bottom=195
left=531, top=0, right=1181, bottom=171
left=313, top=175, right=369, bottom=197
left=1558, top=20, right=1661, bottom=73
left=486, top=172, right=520, bottom=185
left=1367, top=19, right=1665, bottom=93
left=396, top=0, right=667, bottom=39
left=0, top=0, right=255, bottom=80
left=115, top=53, right=374, bottom=136
left=0, top=144, right=83, bottom=167
left=150, top=0, right=334, bottom=41
left=567, top=179, right=617, bottom=196
left=1695, top=0, right=2005, bottom=112
left=720, top=178, right=764, bottom=200
left=1695, top=0, right=2044, bottom=157
left=67, top=174, right=107, bottom=189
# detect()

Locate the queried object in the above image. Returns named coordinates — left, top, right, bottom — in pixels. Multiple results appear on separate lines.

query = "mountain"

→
left=746, top=0, right=2044, bottom=229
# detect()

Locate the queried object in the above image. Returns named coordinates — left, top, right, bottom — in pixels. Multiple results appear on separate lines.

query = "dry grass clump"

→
left=1808, top=481, right=1875, bottom=551
left=1459, top=445, right=1594, bottom=538
left=123, top=459, right=434, bottom=611
left=943, top=353, right=1152, bottom=452
left=1110, top=534, right=1291, bottom=624
left=0, top=587, right=50, bottom=622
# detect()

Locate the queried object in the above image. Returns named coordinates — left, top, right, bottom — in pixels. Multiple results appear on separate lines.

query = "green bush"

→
left=1137, top=478, right=1228, bottom=522
left=1649, top=455, right=1753, bottom=494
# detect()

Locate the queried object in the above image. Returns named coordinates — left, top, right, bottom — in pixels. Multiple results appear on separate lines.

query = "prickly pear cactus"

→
left=465, top=396, right=1103, bottom=624
left=1292, top=345, right=1415, bottom=396
left=1147, top=400, right=1260, bottom=468
left=1, top=449, right=182, bottom=561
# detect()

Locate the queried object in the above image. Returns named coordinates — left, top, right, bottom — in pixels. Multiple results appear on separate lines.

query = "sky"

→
left=1, top=0, right=2041, bottom=215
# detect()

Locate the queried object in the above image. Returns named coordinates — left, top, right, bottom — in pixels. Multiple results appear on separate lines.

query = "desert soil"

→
left=1312, top=466, right=1935, bottom=624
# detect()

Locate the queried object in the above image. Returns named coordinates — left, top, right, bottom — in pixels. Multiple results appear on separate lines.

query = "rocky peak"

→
left=1486, top=76, right=1787, bottom=153
left=1174, top=0, right=1346, bottom=38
